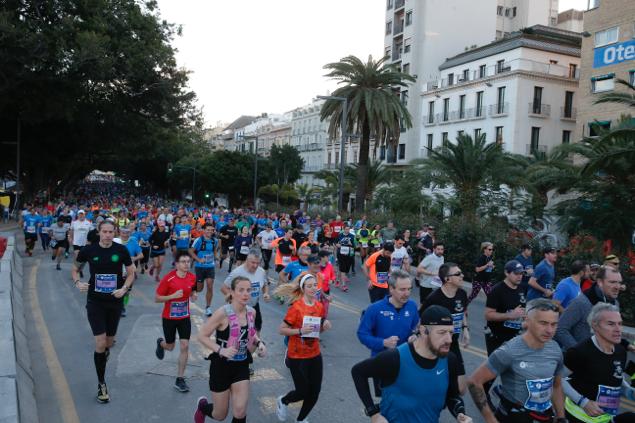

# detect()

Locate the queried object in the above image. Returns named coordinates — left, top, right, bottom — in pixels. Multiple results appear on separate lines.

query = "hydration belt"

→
left=564, top=397, right=612, bottom=423
left=497, top=393, right=552, bottom=422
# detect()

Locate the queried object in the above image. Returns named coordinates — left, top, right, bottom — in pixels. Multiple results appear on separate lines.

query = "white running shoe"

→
left=276, top=395, right=287, bottom=421
left=205, top=306, right=213, bottom=317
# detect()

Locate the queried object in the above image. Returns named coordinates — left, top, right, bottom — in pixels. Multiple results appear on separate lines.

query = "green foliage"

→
left=373, top=167, right=429, bottom=216
left=259, top=184, right=298, bottom=206
left=269, top=145, right=304, bottom=186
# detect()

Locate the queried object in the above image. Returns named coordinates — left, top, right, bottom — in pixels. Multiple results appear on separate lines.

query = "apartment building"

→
left=290, top=100, right=331, bottom=186
left=236, top=113, right=291, bottom=156
left=421, top=25, right=581, bottom=156
left=384, top=0, right=559, bottom=164
left=576, top=0, right=635, bottom=140
left=556, top=9, right=584, bottom=33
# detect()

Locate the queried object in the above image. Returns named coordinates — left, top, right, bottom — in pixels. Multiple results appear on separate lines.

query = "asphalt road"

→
left=16, top=238, right=635, bottom=423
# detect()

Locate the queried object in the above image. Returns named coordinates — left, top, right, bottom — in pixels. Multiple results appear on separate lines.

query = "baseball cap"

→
left=590, top=263, right=600, bottom=270
left=78, top=209, right=85, bottom=214
left=420, top=305, right=453, bottom=326
left=505, top=260, right=524, bottom=274
left=604, top=254, right=619, bottom=264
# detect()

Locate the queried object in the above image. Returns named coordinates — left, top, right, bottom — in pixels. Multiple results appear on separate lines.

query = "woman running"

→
left=149, top=221, right=171, bottom=282
left=356, top=223, right=371, bottom=268
left=194, top=276, right=266, bottom=423
left=233, top=226, right=253, bottom=267
left=275, top=273, right=332, bottom=423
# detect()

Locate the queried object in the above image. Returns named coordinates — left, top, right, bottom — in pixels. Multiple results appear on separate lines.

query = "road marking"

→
left=28, top=259, right=81, bottom=423
left=259, top=396, right=301, bottom=414
left=251, top=367, right=284, bottom=382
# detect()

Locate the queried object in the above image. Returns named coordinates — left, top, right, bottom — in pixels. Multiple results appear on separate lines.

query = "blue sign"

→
left=594, top=39, right=635, bottom=68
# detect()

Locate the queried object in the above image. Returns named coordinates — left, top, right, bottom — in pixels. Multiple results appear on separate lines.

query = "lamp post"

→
left=317, top=95, right=348, bottom=212
left=167, top=163, right=197, bottom=204
left=239, top=134, right=259, bottom=209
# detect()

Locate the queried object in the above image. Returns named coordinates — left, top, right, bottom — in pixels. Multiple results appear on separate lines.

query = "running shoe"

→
left=276, top=395, right=287, bottom=421
left=120, top=307, right=126, bottom=317
left=194, top=396, right=208, bottom=423
left=205, top=307, right=213, bottom=317
left=149, top=267, right=154, bottom=276
left=56, top=264, right=61, bottom=270
left=96, top=383, right=109, bottom=403
left=174, top=377, right=189, bottom=393
left=155, top=337, right=165, bottom=360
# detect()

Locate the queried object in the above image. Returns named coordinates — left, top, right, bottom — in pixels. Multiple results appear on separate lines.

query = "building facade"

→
left=384, top=0, right=559, bottom=164
left=575, top=0, right=635, bottom=140
left=421, top=25, right=581, bottom=156
left=291, top=100, right=331, bottom=186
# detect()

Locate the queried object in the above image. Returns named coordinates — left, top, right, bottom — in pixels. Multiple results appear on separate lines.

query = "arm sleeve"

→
left=351, top=350, right=400, bottom=410
left=356, top=307, right=385, bottom=352
left=554, top=302, right=584, bottom=351
left=562, top=377, right=588, bottom=408
left=445, top=353, right=467, bottom=418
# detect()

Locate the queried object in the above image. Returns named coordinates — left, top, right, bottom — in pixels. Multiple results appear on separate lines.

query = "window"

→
left=564, top=91, right=574, bottom=118
left=327, top=152, right=332, bottom=165
left=532, top=86, right=543, bottom=114
left=569, top=63, right=578, bottom=78
left=495, top=126, right=503, bottom=144
left=505, top=7, right=511, bottom=17
left=594, top=27, right=619, bottom=47
left=496, top=59, right=506, bottom=73
left=476, top=91, right=484, bottom=117
left=406, top=11, right=412, bottom=26
left=379, top=146, right=386, bottom=160
left=474, top=128, right=482, bottom=139
left=398, top=144, right=406, bottom=160
left=592, top=74, right=615, bottom=93
left=404, top=43, right=411, bottom=54
left=442, top=132, right=449, bottom=147
left=403, top=63, right=410, bottom=74
left=386, top=21, right=393, bottom=35
left=427, top=101, right=435, bottom=124
left=562, top=130, right=571, bottom=144
left=427, top=134, right=433, bottom=151
left=461, top=69, right=469, bottom=81
left=448, top=73, right=454, bottom=86
left=479, top=64, right=486, bottom=78
left=401, top=90, right=408, bottom=105
left=459, top=95, right=466, bottom=119
left=497, top=86, right=506, bottom=113
left=497, top=5, right=503, bottom=15
left=387, top=0, right=393, bottom=10
left=443, top=98, right=450, bottom=121
left=457, top=130, right=464, bottom=138
left=589, top=121, right=610, bottom=137
left=512, top=7, right=517, bottom=17
left=496, top=30, right=503, bottom=39
left=530, top=127, right=540, bottom=153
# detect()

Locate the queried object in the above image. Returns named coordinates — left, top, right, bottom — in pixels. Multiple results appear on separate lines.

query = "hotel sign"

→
left=593, top=39, right=635, bottom=68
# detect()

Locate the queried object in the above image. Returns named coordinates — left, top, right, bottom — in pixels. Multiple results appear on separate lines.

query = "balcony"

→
left=528, top=103, right=551, bottom=118
left=526, top=144, right=547, bottom=155
left=488, top=102, right=509, bottom=117
left=423, top=115, right=436, bottom=126
left=560, top=107, right=577, bottom=121
left=395, top=0, right=405, bottom=10
left=393, top=22, right=404, bottom=36
left=392, top=48, right=403, bottom=61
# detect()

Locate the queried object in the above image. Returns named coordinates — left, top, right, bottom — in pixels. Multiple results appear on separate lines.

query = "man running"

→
left=72, top=220, right=135, bottom=403
left=417, top=241, right=445, bottom=307
left=468, top=298, right=567, bottom=423
left=189, top=223, right=219, bottom=317
left=48, top=218, right=70, bottom=270
left=278, top=246, right=310, bottom=284
left=70, top=210, right=92, bottom=276
left=351, top=305, right=473, bottom=423
left=22, top=206, right=41, bottom=256
left=155, top=250, right=197, bottom=393
left=219, top=218, right=238, bottom=271
left=527, top=247, right=558, bottom=300
left=363, top=243, right=394, bottom=303
left=552, top=260, right=589, bottom=310
left=256, top=223, right=277, bottom=273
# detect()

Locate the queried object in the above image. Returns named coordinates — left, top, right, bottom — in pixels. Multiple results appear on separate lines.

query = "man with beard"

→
left=351, top=305, right=473, bottom=423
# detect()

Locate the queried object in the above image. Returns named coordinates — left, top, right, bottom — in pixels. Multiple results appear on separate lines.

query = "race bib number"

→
left=282, top=255, right=292, bottom=266
left=203, top=253, right=214, bottom=265
left=524, top=377, right=553, bottom=412
left=169, top=300, right=189, bottom=318
left=251, top=281, right=261, bottom=299
left=503, top=310, right=522, bottom=330
left=391, top=257, right=403, bottom=268
left=340, top=246, right=350, bottom=255
left=377, top=272, right=389, bottom=284
left=26, top=225, right=36, bottom=233
left=228, top=246, right=234, bottom=250
left=95, top=274, right=117, bottom=294
left=596, top=385, right=620, bottom=416
left=179, top=230, right=188, bottom=239
left=240, top=245, right=250, bottom=255
left=545, top=283, right=553, bottom=290
left=301, top=316, right=321, bottom=339
left=452, top=313, right=464, bottom=334
left=361, top=242, right=368, bottom=248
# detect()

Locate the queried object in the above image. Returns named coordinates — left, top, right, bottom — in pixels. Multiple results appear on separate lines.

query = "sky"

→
left=156, top=0, right=588, bottom=127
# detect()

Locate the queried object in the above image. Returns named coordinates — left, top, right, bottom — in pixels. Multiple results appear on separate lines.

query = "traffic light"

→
left=205, top=193, right=210, bottom=199
left=167, top=163, right=173, bottom=173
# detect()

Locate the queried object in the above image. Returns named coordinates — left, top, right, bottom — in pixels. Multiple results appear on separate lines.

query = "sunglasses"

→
left=448, top=271, right=463, bottom=277
left=527, top=303, right=559, bottom=313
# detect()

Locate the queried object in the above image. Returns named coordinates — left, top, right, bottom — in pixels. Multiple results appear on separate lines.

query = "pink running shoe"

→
left=194, top=396, right=208, bottom=423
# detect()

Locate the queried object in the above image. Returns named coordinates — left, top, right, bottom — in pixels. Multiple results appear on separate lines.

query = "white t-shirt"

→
left=71, top=219, right=92, bottom=246
left=419, top=253, right=445, bottom=288
left=223, top=264, right=267, bottom=307
left=390, top=246, right=410, bottom=271
left=257, top=230, right=277, bottom=250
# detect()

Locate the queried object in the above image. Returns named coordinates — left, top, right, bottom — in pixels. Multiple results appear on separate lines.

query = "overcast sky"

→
left=157, top=0, right=588, bottom=127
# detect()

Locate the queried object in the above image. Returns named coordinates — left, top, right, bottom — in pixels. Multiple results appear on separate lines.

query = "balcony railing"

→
left=526, top=144, right=548, bottom=155
left=488, top=102, right=509, bottom=116
left=393, top=22, right=404, bottom=35
left=560, top=107, right=577, bottom=120
left=528, top=103, right=551, bottom=117
left=395, top=0, right=405, bottom=9
left=423, top=115, right=436, bottom=126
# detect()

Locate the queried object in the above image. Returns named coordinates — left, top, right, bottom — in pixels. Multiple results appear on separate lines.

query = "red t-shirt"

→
left=156, top=269, right=196, bottom=320
left=329, top=221, right=344, bottom=238
left=284, top=298, right=324, bottom=359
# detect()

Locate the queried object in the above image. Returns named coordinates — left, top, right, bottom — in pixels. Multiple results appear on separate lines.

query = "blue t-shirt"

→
left=514, top=253, right=534, bottom=288
left=23, top=214, right=41, bottom=235
left=173, top=223, right=192, bottom=250
left=124, top=237, right=142, bottom=257
left=134, top=228, right=152, bottom=244
left=283, top=261, right=308, bottom=280
left=553, top=276, right=580, bottom=308
left=527, top=259, right=555, bottom=300
left=191, top=236, right=217, bottom=268
left=274, top=227, right=286, bottom=237
left=215, top=221, right=226, bottom=232
left=39, top=215, right=53, bottom=233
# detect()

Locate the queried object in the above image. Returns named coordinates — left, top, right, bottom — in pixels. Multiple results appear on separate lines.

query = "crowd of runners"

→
left=15, top=181, right=635, bottom=423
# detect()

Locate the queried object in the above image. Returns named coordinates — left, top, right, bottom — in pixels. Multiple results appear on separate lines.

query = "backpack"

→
left=223, top=304, right=256, bottom=361
left=195, top=236, right=216, bottom=253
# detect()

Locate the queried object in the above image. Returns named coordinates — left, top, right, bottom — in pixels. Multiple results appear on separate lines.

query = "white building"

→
left=556, top=9, right=584, bottom=33
left=421, top=25, right=581, bottom=156
left=290, top=100, right=331, bottom=186
left=384, top=0, right=559, bottom=164
left=237, top=113, right=291, bottom=155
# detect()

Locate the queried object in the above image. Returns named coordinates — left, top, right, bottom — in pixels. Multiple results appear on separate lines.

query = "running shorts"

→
left=208, top=353, right=250, bottom=392
left=86, top=300, right=122, bottom=337
left=162, top=317, right=192, bottom=344
left=195, top=267, right=215, bottom=283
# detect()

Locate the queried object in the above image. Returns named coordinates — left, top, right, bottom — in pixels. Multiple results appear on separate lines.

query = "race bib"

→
left=377, top=272, right=389, bottom=284
left=203, top=253, right=214, bottom=265
left=503, top=310, right=522, bottom=330
left=169, top=300, right=189, bottom=318
left=250, top=281, right=261, bottom=299
left=95, top=274, right=117, bottom=293
left=26, top=225, right=36, bottom=233
left=545, top=283, right=553, bottom=290
left=301, top=316, right=321, bottom=339
left=282, top=255, right=292, bottom=266
left=228, top=331, right=249, bottom=362
left=596, top=385, right=620, bottom=416
left=240, top=245, right=250, bottom=255
left=452, top=312, right=464, bottom=334
left=228, top=246, right=234, bottom=250
left=524, top=377, right=553, bottom=412
left=391, top=257, right=404, bottom=268
left=179, top=230, right=188, bottom=239
left=340, top=246, right=350, bottom=255
left=361, top=242, right=368, bottom=248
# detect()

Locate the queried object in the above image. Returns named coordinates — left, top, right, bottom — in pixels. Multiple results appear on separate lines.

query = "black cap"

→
left=420, top=305, right=453, bottom=326
left=382, top=242, right=395, bottom=252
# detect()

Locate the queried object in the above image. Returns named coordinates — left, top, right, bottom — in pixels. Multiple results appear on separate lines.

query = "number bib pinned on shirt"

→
left=596, top=385, right=620, bottom=416
left=524, top=377, right=553, bottom=412
left=170, top=300, right=189, bottom=318
left=251, top=281, right=261, bottom=299
left=240, top=245, right=250, bottom=255
left=340, top=246, right=350, bottom=255
left=452, top=312, right=464, bottom=334
left=282, top=255, right=292, bottom=266
left=377, top=272, right=389, bottom=284
left=95, top=274, right=117, bottom=293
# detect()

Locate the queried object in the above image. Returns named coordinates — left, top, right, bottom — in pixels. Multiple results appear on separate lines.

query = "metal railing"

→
left=526, top=144, right=548, bottom=155
left=560, top=107, right=577, bottom=120
left=488, top=102, right=509, bottom=116
left=528, top=103, right=551, bottom=117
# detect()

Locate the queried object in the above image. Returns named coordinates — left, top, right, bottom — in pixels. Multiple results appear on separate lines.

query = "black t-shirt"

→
left=149, top=229, right=170, bottom=249
left=565, top=337, right=626, bottom=406
left=220, top=226, right=238, bottom=245
left=375, top=253, right=391, bottom=273
left=277, top=238, right=294, bottom=256
left=474, top=254, right=494, bottom=283
left=292, top=232, right=307, bottom=248
left=485, top=280, right=526, bottom=341
left=76, top=243, right=132, bottom=303
left=422, top=287, right=468, bottom=341
left=87, top=228, right=99, bottom=244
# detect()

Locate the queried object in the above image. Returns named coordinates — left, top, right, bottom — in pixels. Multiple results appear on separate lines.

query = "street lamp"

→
left=239, top=134, right=259, bottom=209
left=317, top=95, right=348, bottom=212
left=167, top=163, right=197, bottom=204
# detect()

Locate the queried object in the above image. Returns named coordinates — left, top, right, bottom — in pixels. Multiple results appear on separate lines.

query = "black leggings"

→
left=261, top=248, right=272, bottom=271
left=282, top=355, right=323, bottom=421
left=141, top=246, right=150, bottom=265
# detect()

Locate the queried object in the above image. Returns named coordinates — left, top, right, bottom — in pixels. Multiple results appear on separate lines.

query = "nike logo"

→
left=436, top=369, right=445, bottom=375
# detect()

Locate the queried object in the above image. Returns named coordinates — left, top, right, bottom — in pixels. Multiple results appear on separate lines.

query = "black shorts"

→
left=86, top=300, right=122, bottom=336
left=54, top=239, right=69, bottom=250
left=338, top=254, right=353, bottom=273
left=195, top=267, right=215, bottom=283
left=221, top=243, right=234, bottom=255
left=24, top=233, right=37, bottom=241
left=254, top=303, right=263, bottom=332
left=73, top=244, right=84, bottom=251
left=162, top=318, right=191, bottom=344
left=208, top=353, right=250, bottom=392
left=150, top=250, right=165, bottom=257
left=235, top=253, right=247, bottom=262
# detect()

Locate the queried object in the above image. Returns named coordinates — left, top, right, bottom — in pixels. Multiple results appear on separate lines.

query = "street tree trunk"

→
left=355, top=122, right=371, bottom=213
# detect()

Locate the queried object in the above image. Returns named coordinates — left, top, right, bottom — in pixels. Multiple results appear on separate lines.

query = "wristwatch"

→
left=364, top=404, right=380, bottom=417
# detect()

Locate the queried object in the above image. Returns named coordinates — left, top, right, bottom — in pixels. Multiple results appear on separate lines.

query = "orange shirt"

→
left=271, top=237, right=297, bottom=266
left=365, top=251, right=391, bottom=288
left=283, top=297, right=324, bottom=359
left=190, top=228, right=203, bottom=240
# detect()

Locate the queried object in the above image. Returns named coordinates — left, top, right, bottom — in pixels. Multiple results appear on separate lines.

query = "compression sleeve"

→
left=351, top=349, right=400, bottom=410
left=445, top=352, right=466, bottom=418
left=562, top=377, right=589, bottom=408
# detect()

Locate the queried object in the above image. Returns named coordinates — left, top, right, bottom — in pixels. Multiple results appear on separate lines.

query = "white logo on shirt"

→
left=436, top=369, right=445, bottom=375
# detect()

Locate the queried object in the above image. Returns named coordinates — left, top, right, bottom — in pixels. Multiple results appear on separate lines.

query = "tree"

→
left=269, top=145, right=304, bottom=186
left=594, top=79, right=635, bottom=108
left=320, top=55, right=415, bottom=212
left=348, top=161, right=393, bottom=204
left=314, top=168, right=355, bottom=209
left=295, top=183, right=316, bottom=212
left=373, top=167, right=429, bottom=216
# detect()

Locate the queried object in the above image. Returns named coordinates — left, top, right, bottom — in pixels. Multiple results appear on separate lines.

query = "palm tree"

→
left=295, top=183, right=315, bottom=212
left=347, top=160, right=393, bottom=204
left=594, top=78, right=635, bottom=108
left=314, top=168, right=355, bottom=208
left=320, top=55, right=415, bottom=212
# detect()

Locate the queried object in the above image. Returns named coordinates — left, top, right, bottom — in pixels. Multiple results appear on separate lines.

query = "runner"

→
left=114, top=228, right=144, bottom=317
left=219, top=218, right=238, bottom=271
left=467, top=242, right=496, bottom=304
left=390, top=235, right=411, bottom=273
left=275, top=273, right=332, bottom=423
left=467, top=298, right=567, bottom=423
left=173, top=215, right=192, bottom=261
left=356, top=222, right=371, bottom=268
left=70, top=210, right=93, bottom=275
left=336, top=225, right=356, bottom=291
left=421, top=262, right=470, bottom=394
left=271, top=229, right=297, bottom=273
left=233, top=226, right=253, bottom=267
left=256, top=223, right=277, bottom=272
left=417, top=241, right=445, bottom=307
left=149, top=221, right=171, bottom=282
left=318, top=250, right=335, bottom=318
left=363, top=243, right=394, bottom=303
left=39, top=209, right=53, bottom=251
left=155, top=250, right=197, bottom=393
left=562, top=303, right=635, bottom=423
left=22, top=205, right=41, bottom=256
left=527, top=247, right=558, bottom=301
left=48, top=218, right=70, bottom=270
left=553, top=260, right=589, bottom=310
left=351, top=305, right=473, bottom=423
left=133, top=221, right=152, bottom=274
left=72, top=220, right=135, bottom=403
left=189, top=223, right=220, bottom=317
left=194, top=276, right=266, bottom=423
left=279, top=246, right=310, bottom=284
